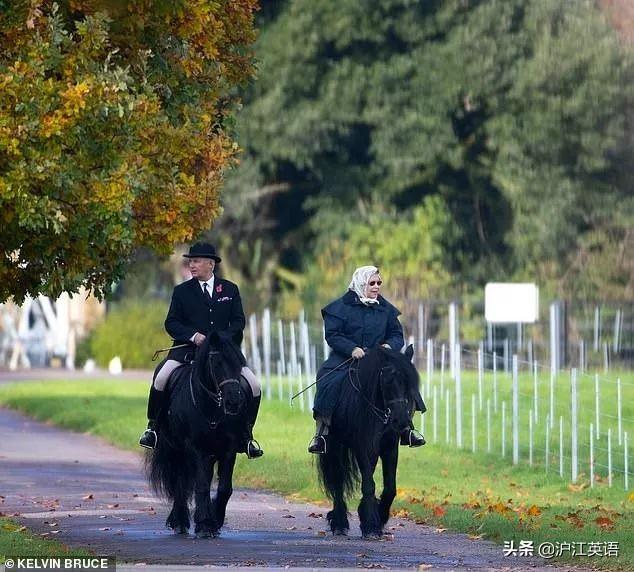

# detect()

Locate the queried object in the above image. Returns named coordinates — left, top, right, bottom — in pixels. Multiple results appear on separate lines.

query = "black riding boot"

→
left=308, top=418, right=329, bottom=454
left=139, top=387, right=166, bottom=449
left=243, top=395, right=263, bottom=459
left=400, top=420, right=426, bottom=448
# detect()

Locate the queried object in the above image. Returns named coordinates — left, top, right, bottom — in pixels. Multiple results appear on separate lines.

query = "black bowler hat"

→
left=182, top=242, right=221, bottom=262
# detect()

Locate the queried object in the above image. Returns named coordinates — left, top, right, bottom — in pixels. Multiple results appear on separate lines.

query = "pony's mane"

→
left=335, top=347, right=419, bottom=442
left=194, top=334, right=244, bottom=383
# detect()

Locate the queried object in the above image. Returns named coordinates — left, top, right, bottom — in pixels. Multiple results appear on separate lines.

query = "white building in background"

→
left=0, top=290, right=105, bottom=370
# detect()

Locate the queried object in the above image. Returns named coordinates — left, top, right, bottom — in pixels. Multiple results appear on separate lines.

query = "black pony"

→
left=146, top=333, right=251, bottom=537
left=318, top=345, right=423, bottom=539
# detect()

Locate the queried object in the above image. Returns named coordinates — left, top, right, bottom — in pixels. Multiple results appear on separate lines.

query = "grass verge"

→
left=0, top=378, right=632, bottom=569
left=0, top=518, right=92, bottom=562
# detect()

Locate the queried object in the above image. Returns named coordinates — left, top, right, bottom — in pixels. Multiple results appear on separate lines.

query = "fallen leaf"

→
left=282, top=514, right=296, bottom=519
left=418, top=565, right=433, bottom=570
left=432, top=506, right=446, bottom=518
left=568, top=483, right=587, bottom=492
left=82, top=494, right=94, bottom=500
left=434, top=527, right=446, bottom=533
left=468, top=534, right=484, bottom=540
left=107, top=504, right=119, bottom=509
left=526, top=505, right=541, bottom=517
left=308, top=512, right=323, bottom=518
left=99, top=527, right=111, bottom=531
left=595, top=516, right=615, bottom=530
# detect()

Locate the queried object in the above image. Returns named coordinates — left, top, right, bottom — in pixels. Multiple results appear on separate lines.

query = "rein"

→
left=347, top=364, right=392, bottom=424
left=290, top=357, right=354, bottom=402
left=188, top=351, right=227, bottom=429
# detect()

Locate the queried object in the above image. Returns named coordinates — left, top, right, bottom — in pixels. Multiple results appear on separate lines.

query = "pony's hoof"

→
left=175, top=526, right=188, bottom=535
left=362, top=532, right=382, bottom=540
left=332, top=528, right=348, bottom=536
left=195, top=531, right=216, bottom=539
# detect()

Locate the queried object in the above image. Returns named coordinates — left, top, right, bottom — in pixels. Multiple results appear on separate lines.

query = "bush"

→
left=90, top=299, right=170, bottom=369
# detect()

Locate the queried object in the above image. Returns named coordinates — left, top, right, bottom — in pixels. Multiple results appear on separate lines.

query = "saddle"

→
left=165, top=362, right=253, bottom=414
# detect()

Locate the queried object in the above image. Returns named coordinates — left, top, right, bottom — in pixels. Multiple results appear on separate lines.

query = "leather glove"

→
left=381, top=343, right=392, bottom=349
left=193, top=333, right=207, bottom=346
left=351, top=347, right=366, bottom=359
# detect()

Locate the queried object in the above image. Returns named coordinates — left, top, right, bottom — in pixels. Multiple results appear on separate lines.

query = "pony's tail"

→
left=317, top=440, right=359, bottom=501
left=144, top=423, right=195, bottom=502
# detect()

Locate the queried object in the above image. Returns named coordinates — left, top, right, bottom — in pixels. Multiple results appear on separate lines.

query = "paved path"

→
left=0, top=368, right=150, bottom=383
left=0, top=407, right=567, bottom=570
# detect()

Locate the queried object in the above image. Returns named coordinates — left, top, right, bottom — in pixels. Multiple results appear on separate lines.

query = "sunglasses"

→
left=368, top=280, right=383, bottom=286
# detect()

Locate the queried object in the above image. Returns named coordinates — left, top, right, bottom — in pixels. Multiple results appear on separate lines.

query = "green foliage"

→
left=225, top=0, right=632, bottom=304
left=0, top=1, right=257, bottom=303
left=89, top=299, right=169, bottom=369
left=302, top=196, right=460, bottom=315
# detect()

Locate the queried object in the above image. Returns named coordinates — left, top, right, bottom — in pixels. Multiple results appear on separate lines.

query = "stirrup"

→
left=139, top=428, right=157, bottom=449
left=402, top=429, right=425, bottom=448
left=246, top=438, right=264, bottom=459
left=308, top=435, right=327, bottom=455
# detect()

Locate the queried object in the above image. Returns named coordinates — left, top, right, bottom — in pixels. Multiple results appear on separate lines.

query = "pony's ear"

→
left=404, top=344, right=414, bottom=361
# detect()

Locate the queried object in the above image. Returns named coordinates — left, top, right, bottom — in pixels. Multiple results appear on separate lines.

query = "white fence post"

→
left=618, top=378, right=622, bottom=446
left=262, top=308, right=271, bottom=400
left=529, top=410, right=533, bottom=467
left=477, top=345, right=483, bottom=411
left=545, top=414, right=550, bottom=473
left=471, top=394, right=477, bottom=453
left=432, top=385, right=438, bottom=443
left=608, top=429, right=612, bottom=487
left=493, top=351, right=498, bottom=413
left=590, top=424, right=594, bottom=488
left=277, top=320, right=286, bottom=376
left=512, top=355, right=519, bottom=465
left=502, top=401, right=506, bottom=458
left=595, top=373, right=600, bottom=439
left=571, top=368, right=578, bottom=483
left=445, top=389, right=450, bottom=444
left=486, top=398, right=491, bottom=454
left=559, top=415, right=564, bottom=478
left=533, top=361, right=538, bottom=425
left=455, top=343, right=462, bottom=449
left=624, top=432, right=629, bottom=491
left=449, top=303, right=458, bottom=378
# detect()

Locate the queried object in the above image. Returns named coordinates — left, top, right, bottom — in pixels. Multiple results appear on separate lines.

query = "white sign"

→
left=485, top=283, right=539, bottom=323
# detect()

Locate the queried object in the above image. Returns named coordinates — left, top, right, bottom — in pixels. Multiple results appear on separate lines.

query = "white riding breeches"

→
left=153, top=360, right=261, bottom=397
left=153, top=360, right=182, bottom=391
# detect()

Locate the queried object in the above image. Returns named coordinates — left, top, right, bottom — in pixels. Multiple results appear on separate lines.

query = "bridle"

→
left=189, top=348, right=243, bottom=426
left=347, top=363, right=411, bottom=425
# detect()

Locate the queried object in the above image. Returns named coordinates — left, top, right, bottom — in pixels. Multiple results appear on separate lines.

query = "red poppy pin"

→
left=216, top=284, right=222, bottom=293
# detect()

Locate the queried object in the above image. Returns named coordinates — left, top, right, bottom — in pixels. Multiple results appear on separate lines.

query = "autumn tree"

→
left=0, top=0, right=257, bottom=303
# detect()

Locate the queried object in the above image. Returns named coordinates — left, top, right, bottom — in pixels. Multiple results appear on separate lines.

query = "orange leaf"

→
left=432, top=506, right=446, bottom=518
left=595, top=516, right=615, bottom=530
left=526, top=505, right=541, bottom=517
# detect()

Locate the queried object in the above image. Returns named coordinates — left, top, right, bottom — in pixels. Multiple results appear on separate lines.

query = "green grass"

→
left=0, top=518, right=92, bottom=563
left=0, top=376, right=632, bottom=569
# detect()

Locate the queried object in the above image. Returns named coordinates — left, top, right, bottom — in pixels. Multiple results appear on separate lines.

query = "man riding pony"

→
left=139, top=242, right=263, bottom=459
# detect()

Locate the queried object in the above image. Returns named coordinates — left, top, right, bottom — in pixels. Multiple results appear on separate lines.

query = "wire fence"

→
left=244, top=307, right=633, bottom=491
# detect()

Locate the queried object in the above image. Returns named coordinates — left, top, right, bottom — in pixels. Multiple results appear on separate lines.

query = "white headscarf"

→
left=348, top=265, right=381, bottom=305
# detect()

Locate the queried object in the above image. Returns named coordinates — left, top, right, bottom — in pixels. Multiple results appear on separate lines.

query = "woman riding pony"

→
left=308, top=265, right=426, bottom=454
